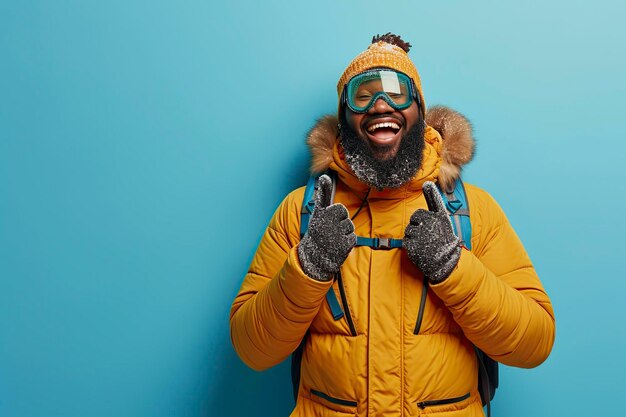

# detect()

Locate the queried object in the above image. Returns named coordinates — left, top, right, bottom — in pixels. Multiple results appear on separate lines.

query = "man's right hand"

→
left=297, top=175, right=357, bottom=281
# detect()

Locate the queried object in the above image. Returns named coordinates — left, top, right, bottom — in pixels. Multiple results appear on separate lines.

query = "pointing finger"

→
left=422, top=181, right=447, bottom=213
left=314, top=174, right=333, bottom=209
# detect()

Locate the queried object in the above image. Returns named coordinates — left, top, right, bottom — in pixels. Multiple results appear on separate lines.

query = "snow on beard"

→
left=339, top=112, right=425, bottom=190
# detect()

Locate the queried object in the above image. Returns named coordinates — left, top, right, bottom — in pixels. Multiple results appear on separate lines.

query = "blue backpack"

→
left=292, top=171, right=498, bottom=416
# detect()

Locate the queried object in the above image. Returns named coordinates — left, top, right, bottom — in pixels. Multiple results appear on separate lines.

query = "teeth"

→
left=367, top=122, right=400, bottom=132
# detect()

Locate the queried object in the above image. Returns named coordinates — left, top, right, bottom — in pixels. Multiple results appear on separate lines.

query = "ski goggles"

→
left=342, top=69, right=419, bottom=113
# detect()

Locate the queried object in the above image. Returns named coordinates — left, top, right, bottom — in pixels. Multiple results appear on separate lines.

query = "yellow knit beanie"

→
left=337, top=34, right=426, bottom=116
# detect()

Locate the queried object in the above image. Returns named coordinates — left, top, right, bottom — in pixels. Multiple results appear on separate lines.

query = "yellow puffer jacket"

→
left=230, top=107, right=555, bottom=417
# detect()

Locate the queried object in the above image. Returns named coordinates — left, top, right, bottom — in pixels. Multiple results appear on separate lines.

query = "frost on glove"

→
left=404, top=181, right=463, bottom=283
left=297, top=175, right=357, bottom=281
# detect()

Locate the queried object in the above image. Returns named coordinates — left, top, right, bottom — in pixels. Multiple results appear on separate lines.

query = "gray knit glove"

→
left=297, top=175, right=357, bottom=281
left=404, top=181, right=463, bottom=283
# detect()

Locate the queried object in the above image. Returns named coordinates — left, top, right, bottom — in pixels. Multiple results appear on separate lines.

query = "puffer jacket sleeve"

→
left=229, top=188, right=333, bottom=371
left=429, top=185, right=556, bottom=368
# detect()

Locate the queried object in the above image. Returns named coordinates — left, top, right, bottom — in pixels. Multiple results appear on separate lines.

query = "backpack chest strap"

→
left=356, top=236, right=403, bottom=249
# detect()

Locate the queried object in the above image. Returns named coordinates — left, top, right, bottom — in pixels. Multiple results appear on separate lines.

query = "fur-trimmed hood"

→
left=306, top=106, right=475, bottom=192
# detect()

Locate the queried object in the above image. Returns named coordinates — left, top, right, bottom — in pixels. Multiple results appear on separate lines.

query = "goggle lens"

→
left=346, top=70, right=414, bottom=113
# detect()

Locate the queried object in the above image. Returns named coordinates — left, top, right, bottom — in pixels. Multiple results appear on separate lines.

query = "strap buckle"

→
left=375, top=237, right=391, bottom=249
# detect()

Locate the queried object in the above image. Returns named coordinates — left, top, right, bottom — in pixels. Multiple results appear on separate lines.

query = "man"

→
left=230, top=33, right=555, bottom=417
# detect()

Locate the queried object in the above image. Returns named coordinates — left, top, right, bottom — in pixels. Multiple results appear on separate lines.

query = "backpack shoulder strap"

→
left=437, top=178, right=472, bottom=250
left=290, top=333, right=308, bottom=402
left=293, top=171, right=342, bottom=403
left=300, top=175, right=318, bottom=239
left=300, top=171, right=337, bottom=238
left=438, top=179, right=499, bottom=415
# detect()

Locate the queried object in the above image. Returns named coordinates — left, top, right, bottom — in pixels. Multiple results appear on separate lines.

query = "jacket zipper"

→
left=413, top=277, right=428, bottom=334
left=336, top=271, right=357, bottom=336
left=417, top=392, right=471, bottom=409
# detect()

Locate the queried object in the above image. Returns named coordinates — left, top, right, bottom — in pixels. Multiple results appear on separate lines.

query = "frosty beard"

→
left=339, top=113, right=425, bottom=190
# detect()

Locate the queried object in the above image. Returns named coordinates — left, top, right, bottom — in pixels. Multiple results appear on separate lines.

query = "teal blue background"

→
left=1, top=1, right=625, bottom=416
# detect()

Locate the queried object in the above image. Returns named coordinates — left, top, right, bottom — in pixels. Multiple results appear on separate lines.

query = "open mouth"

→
left=364, top=119, right=402, bottom=145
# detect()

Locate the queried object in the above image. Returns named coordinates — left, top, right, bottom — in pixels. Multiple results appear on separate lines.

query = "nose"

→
left=367, top=97, right=394, bottom=114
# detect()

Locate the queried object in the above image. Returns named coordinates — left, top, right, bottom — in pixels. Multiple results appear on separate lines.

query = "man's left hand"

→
left=403, top=181, right=463, bottom=283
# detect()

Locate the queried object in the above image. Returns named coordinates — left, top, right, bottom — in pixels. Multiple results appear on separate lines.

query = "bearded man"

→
left=230, top=34, right=555, bottom=417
